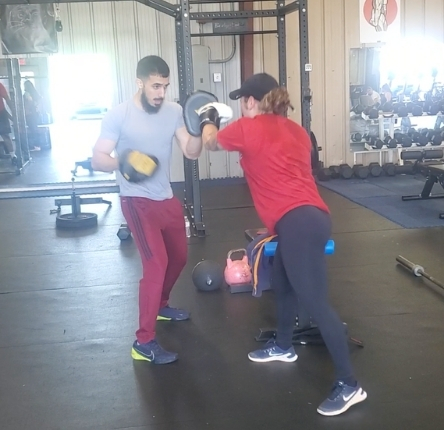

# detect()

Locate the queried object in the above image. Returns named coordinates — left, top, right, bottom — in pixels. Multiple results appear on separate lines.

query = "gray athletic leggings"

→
left=273, top=205, right=355, bottom=383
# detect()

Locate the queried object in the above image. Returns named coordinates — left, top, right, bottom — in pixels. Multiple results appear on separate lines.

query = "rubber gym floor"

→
left=1, top=161, right=444, bottom=429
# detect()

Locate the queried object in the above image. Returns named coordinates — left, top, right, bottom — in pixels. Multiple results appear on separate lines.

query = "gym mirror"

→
left=0, top=54, right=115, bottom=185
left=349, top=42, right=444, bottom=163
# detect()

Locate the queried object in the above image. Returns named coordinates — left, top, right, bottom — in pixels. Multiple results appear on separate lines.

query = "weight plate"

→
left=56, top=212, right=98, bottom=229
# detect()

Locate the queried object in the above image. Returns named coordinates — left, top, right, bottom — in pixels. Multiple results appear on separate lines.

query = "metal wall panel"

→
left=136, top=2, right=161, bottom=59
left=56, top=4, right=74, bottom=55
left=69, top=3, right=94, bottom=54
left=113, top=2, right=139, bottom=103
left=424, top=0, right=444, bottom=41
left=88, top=2, right=120, bottom=107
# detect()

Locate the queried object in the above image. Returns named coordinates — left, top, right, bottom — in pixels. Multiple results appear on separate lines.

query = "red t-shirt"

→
left=217, top=114, right=330, bottom=234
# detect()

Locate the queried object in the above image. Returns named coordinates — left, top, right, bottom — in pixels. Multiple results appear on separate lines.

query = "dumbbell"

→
left=366, top=108, right=379, bottom=119
left=383, top=163, right=396, bottom=176
left=353, top=105, right=364, bottom=115
left=407, top=128, right=416, bottom=138
left=369, top=162, right=382, bottom=177
left=414, top=132, right=428, bottom=146
left=400, top=136, right=413, bottom=148
left=430, top=132, right=443, bottom=146
left=328, top=165, right=341, bottom=179
left=117, top=223, right=132, bottom=240
left=426, top=129, right=435, bottom=142
left=353, top=164, right=370, bottom=179
left=381, top=102, right=393, bottom=114
left=373, top=138, right=384, bottom=149
left=411, top=104, right=423, bottom=116
left=427, top=102, right=441, bottom=115
left=406, top=102, right=415, bottom=114
left=339, top=164, right=353, bottom=179
left=384, top=136, right=398, bottom=148
left=351, top=133, right=363, bottom=142
left=317, top=168, right=332, bottom=181
left=397, top=105, right=409, bottom=117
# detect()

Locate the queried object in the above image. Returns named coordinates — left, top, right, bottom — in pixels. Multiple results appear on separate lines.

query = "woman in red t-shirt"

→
left=199, top=73, right=366, bottom=417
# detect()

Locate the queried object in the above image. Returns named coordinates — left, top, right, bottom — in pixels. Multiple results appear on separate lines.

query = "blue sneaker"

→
left=317, top=381, right=367, bottom=416
left=248, top=341, right=298, bottom=363
left=157, top=306, right=190, bottom=321
left=131, top=339, right=178, bottom=364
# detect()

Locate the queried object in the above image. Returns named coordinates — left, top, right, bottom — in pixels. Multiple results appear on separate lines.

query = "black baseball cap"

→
left=229, top=73, right=279, bottom=101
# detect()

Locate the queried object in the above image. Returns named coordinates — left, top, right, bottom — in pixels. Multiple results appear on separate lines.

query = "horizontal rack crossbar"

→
left=190, top=10, right=278, bottom=20
left=192, top=30, right=277, bottom=37
left=189, top=0, right=299, bottom=4
left=282, top=1, right=300, bottom=14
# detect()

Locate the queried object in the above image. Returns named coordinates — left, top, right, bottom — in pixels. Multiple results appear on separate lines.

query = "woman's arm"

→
left=202, top=124, right=223, bottom=151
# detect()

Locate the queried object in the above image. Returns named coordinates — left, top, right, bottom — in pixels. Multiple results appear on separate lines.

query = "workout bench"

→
left=401, top=148, right=444, bottom=219
left=244, top=228, right=363, bottom=348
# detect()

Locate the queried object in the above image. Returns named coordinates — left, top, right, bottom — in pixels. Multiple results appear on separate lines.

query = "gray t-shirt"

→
left=99, top=99, right=185, bottom=201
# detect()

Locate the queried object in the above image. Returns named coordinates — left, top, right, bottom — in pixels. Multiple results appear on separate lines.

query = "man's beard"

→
left=141, top=92, right=163, bottom=114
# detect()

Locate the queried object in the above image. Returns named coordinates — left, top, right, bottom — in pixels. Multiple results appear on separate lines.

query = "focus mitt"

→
left=183, top=91, right=218, bottom=137
left=119, top=149, right=159, bottom=183
left=196, top=102, right=233, bottom=132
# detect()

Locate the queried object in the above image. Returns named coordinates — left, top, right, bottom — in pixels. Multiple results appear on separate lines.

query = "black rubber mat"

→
left=1, top=183, right=444, bottom=429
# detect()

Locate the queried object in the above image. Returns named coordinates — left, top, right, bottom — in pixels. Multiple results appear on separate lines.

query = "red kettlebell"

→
left=224, top=248, right=252, bottom=287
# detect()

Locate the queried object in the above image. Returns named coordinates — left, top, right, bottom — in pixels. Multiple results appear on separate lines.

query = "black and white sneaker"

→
left=317, top=380, right=367, bottom=416
left=248, top=340, right=297, bottom=363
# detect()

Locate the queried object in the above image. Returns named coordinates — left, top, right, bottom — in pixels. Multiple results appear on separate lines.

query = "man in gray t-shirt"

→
left=92, top=55, right=203, bottom=365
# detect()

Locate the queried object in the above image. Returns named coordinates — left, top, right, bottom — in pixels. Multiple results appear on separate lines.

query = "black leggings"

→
left=273, top=205, right=354, bottom=383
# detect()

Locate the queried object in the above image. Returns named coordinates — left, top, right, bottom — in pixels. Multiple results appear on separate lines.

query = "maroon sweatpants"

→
left=120, top=196, right=188, bottom=344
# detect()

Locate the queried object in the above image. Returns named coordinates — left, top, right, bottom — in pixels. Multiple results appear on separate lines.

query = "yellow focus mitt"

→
left=119, top=149, right=159, bottom=183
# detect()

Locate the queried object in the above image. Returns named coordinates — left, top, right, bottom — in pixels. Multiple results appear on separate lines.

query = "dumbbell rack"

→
left=351, top=113, right=397, bottom=166
left=351, top=112, right=444, bottom=167
left=354, top=113, right=396, bottom=141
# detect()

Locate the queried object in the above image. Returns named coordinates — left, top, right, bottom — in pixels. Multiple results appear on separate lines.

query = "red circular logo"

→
left=363, top=0, right=398, bottom=27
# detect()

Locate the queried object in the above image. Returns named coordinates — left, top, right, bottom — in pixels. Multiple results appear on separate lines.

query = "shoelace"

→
left=328, top=381, right=347, bottom=400
left=150, top=341, right=167, bottom=354
left=263, top=339, right=278, bottom=351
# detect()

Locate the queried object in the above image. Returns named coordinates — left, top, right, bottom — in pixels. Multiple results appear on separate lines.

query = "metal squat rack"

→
left=171, top=0, right=312, bottom=237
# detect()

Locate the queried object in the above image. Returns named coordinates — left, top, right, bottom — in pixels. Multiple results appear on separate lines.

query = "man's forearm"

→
left=91, top=151, right=119, bottom=172
left=202, top=124, right=219, bottom=151
left=185, top=135, right=203, bottom=159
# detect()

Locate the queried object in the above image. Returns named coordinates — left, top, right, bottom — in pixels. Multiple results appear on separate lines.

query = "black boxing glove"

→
left=119, top=149, right=159, bottom=183
left=196, top=102, right=233, bottom=132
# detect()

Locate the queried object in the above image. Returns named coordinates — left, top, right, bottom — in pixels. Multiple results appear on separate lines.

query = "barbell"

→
left=396, top=255, right=444, bottom=291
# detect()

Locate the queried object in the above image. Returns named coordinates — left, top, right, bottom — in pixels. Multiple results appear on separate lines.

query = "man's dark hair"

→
left=136, top=55, right=170, bottom=80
